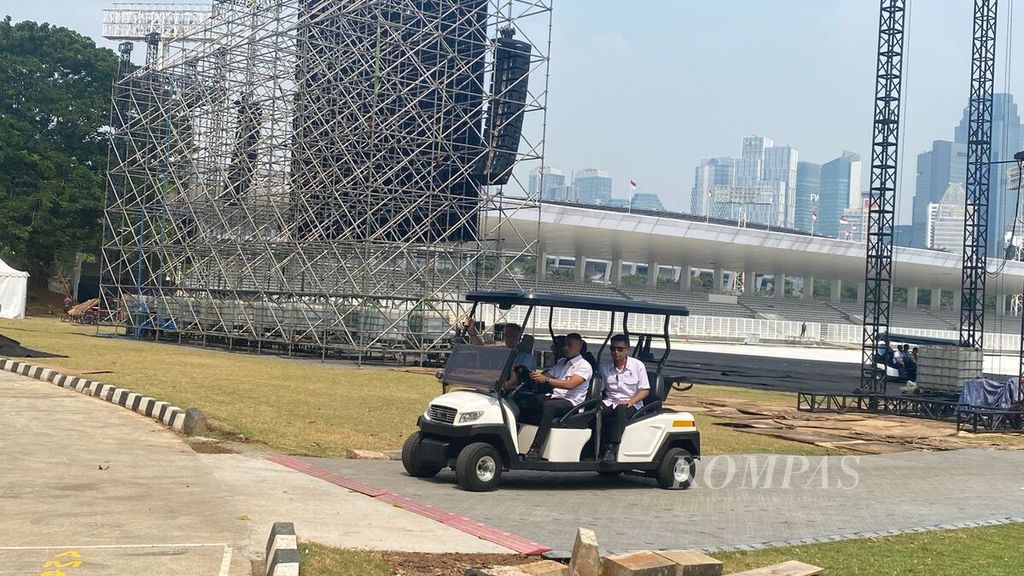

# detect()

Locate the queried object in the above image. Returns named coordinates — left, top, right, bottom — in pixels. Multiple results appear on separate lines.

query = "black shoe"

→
left=525, top=448, right=544, bottom=460
left=601, top=446, right=618, bottom=464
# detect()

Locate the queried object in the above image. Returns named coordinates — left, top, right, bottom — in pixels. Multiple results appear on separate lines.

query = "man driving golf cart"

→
left=402, top=290, right=699, bottom=492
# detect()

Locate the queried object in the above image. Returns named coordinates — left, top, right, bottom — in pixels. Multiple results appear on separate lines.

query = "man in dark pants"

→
left=598, top=334, right=650, bottom=463
left=524, top=333, right=592, bottom=460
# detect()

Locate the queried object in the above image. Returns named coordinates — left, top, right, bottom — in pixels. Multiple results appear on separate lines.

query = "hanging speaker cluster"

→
left=476, top=27, right=532, bottom=186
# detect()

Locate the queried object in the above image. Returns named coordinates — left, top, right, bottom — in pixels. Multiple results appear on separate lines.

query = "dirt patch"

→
left=369, top=551, right=537, bottom=576
left=188, top=440, right=235, bottom=454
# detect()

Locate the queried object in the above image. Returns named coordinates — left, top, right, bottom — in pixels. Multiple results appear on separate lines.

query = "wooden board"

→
left=726, top=560, right=823, bottom=576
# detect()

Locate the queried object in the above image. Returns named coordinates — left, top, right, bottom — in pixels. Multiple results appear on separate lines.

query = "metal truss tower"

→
left=861, top=0, right=905, bottom=394
left=100, top=0, right=552, bottom=363
left=960, top=0, right=999, bottom=349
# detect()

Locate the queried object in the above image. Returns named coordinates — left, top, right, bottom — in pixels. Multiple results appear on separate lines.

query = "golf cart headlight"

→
left=458, top=410, right=484, bottom=424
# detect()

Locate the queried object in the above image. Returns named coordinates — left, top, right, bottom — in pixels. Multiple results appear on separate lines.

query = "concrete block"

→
left=265, top=522, right=297, bottom=576
left=136, top=397, right=155, bottom=415
left=602, top=551, right=675, bottom=576
left=170, top=410, right=186, bottom=432
left=268, top=548, right=299, bottom=576
left=655, top=550, right=723, bottom=576
left=346, top=448, right=390, bottom=460
left=568, top=528, right=602, bottom=576
left=183, top=408, right=208, bottom=436
left=518, top=559, right=569, bottom=576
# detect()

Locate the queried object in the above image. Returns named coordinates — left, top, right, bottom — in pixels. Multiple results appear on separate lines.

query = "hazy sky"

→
left=5, top=0, right=1024, bottom=221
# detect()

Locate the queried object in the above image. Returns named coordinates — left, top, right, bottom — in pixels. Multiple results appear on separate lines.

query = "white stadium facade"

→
left=486, top=200, right=1024, bottom=352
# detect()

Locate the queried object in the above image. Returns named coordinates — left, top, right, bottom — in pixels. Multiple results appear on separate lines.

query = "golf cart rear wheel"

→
left=455, top=442, right=503, bottom=492
left=401, top=432, right=443, bottom=478
left=656, top=447, right=695, bottom=490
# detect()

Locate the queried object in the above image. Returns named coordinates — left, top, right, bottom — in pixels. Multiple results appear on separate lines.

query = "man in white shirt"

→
left=599, top=334, right=650, bottom=463
left=524, top=333, right=592, bottom=460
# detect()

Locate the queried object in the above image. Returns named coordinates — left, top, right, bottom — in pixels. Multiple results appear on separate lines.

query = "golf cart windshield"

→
left=441, top=344, right=513, bottom=392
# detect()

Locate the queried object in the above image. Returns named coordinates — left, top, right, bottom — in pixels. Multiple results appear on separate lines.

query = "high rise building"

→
left=795, top=161, right=822, bottom=233
left=630, top=193, right=665, bottom=212
left=691, top=157, right=736, bottom=216
left=927, top=183, right=967, bottom=253
left=573, top=169, right=613, bottom=205
left=910, top=140, right=967, bottom=248
left=953, top=92, right=1023, bottom=255
left=763, top=145, right=798, bottom=227
left=529, top=166, right=566, bottom=201
left=818, top=151, right=861, bottom=238
left=738, top=135, right=773, bottom=186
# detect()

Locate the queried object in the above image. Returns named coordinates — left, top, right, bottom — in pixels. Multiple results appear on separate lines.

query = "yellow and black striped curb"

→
left=0, top=357, right=194, bottom=433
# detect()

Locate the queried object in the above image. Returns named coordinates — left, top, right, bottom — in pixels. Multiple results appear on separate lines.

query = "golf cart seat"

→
left=630, top=370, right=667, bottom=420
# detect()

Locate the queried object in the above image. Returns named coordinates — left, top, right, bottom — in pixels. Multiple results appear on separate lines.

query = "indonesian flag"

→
left=811, top=209, right=817, bottom=221
left=629, top=180, right=638, bottom=190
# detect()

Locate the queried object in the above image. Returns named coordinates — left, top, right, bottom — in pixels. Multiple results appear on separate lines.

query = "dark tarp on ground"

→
left=0, top=333, right=63, bottom=358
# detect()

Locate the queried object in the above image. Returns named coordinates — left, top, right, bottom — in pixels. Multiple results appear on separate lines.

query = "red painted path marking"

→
left=266, top=455, right=551, bottom=555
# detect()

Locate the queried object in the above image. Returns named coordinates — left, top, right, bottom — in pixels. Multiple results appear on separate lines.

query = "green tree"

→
left=0, top=17, right=118, bottom=281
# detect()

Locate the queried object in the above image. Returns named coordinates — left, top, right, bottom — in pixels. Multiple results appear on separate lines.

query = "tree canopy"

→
left=0, top=16, right=118, bottom=280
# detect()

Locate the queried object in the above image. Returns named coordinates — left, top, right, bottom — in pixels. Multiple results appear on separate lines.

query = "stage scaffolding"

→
left=101, top=0, right=552, bottom=363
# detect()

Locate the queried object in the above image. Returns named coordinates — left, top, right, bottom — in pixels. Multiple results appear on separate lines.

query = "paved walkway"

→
left=0, top=372, right=509, bottom=576
left=303, top=449, right=1024, bottom=554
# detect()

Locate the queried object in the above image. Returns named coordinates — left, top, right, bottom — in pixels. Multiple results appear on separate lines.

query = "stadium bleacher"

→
left=738, top=295, right=852, bottom=325
left=616, top=285, right=757, bottom=318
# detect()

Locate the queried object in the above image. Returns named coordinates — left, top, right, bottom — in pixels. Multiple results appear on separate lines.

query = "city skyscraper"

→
left=630, top=193, right=665, bottom=211
left=818, top=151, right=861, bottom=238
left=738, top=135, right=773, bottom=186
left=573, top=169, right=613, bottom=205
left=795, top=161, right=822, bottom=233
left=953, top=92, right=1022, bottom=255
left=691, top=157, right=736, bottom=216
left=763, top=145, right=798, bottom=227
left=529, top=166, right=566, bottom=201
left=910, top=140, right=967, bottom=248
left=927, top=183, right=967, bottom=253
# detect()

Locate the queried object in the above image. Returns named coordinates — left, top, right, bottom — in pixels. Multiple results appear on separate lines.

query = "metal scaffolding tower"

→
left=959, top=0, right=999, bottom=349
left=861, top=0, right=905, bottom=394
left=100, top=0, right=552, bottom=363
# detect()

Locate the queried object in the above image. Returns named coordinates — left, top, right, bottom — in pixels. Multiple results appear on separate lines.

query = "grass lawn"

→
left=713, top=522, right=1024, bottom=575
left=298, top=522, right=1024, bottom=575
left=299, top=543, right=393, bottom=576
left=1, top=316, right=834, bottom=456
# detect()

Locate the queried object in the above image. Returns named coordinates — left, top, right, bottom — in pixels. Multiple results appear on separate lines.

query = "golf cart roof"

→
left=882, top=333, right=962, bottom=347
left=465, top=290, right=689, bottom=316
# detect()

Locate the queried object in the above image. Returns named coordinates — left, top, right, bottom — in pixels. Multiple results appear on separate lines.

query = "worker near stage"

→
left=598, top=334, right=650, bottom=463
left=461, top=317, right=536, bottom=389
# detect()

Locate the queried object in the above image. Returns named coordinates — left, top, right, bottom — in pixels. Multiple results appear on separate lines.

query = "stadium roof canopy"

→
left=487, top=201, right=1024, bottom=293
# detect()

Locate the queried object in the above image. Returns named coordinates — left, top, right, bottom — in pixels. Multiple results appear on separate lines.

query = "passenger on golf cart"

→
left=522, top=332, right=592, bottom=460
left=461, top=317, right=535, bottom=391
left=598, top=334, right=650, bottom=463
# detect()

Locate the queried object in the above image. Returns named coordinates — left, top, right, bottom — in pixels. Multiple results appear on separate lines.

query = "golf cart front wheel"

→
left=656, top=447, right=695, bottom=490
left=455, top=442, right=503, bottom=492
left=401, top=432, right=443, bottom=478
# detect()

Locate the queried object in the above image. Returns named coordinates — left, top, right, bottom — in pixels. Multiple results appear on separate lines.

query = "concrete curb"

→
left=265, top=522, right=299, bottom=576
left=0, top=357, right=204, bottom=435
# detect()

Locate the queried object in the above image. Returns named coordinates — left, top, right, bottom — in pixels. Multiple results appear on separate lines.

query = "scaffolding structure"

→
left=101, top=0, right=552, bottom=363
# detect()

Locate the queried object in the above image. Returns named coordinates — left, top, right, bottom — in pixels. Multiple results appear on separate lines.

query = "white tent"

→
left=0, top=257, right=29, bottom=319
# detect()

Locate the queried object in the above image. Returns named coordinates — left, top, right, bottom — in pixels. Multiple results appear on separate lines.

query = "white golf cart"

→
left=402, top=291, right=699, bottom=492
